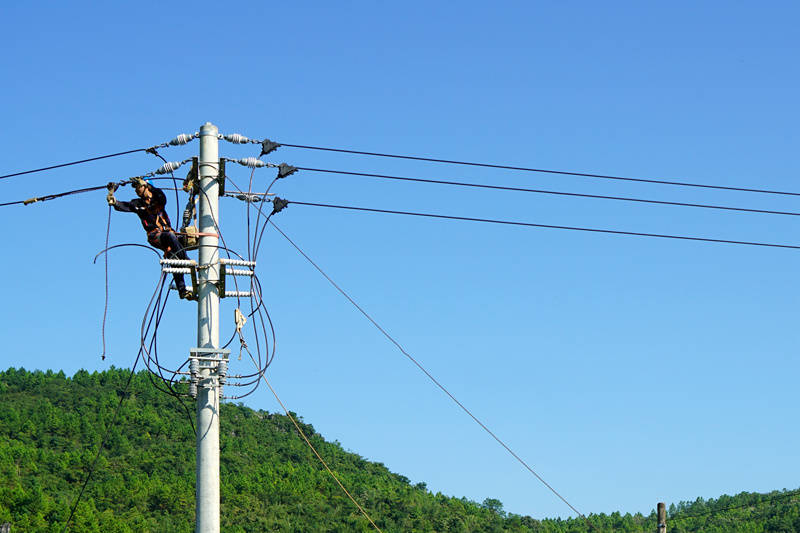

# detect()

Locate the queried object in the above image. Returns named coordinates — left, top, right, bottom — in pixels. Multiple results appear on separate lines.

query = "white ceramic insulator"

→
left=236, top=157, right=266, bottom=168
left=162, top=267, right=192, bottom=274
left=224, top=133, right=250, bottom=144
left=156, top=160, right=185, bottom=175
left=189, top=382, right=198, bottom=397
left=226, top=269, right=254, bottom=277
left=160, top=258, right=197, bottom=266
left=219, top=259, right=256, bottom=267
left=225, top=291, right=252, bottom=298
left=169, top=133, right=196, bottom=146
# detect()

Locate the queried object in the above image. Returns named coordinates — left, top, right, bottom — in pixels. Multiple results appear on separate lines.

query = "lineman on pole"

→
left=107, top=178, right=191, bottom=299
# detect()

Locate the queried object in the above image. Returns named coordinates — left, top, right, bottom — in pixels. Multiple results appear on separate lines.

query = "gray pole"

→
left=196, top=122, right=221, bottom=533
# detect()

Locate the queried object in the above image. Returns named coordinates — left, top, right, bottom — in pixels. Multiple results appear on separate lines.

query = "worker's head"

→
left=132, top=178, right=152, bottom=201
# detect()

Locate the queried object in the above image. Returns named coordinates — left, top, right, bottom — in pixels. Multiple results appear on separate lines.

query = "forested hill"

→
left=0, top=368, right=797, bottom=532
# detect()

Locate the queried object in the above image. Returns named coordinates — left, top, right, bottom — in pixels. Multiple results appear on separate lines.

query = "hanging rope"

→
left=100, top=205, right=112, bottom=360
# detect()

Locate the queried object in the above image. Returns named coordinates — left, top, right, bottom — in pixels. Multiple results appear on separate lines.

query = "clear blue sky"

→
left=3, top=1, right=799, bottom=520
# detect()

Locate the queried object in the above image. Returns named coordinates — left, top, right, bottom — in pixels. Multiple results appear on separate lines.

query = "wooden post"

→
left=657, top=502, right=666, bottom=533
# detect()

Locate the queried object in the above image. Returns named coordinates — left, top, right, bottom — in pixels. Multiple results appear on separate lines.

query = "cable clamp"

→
left=276, top=163, right=297, bottom=179
left=271, top=196, right=289, bottom=215
left=260, top=139, right=281, bottom=156
left=23, top=197, right=40, bottom=206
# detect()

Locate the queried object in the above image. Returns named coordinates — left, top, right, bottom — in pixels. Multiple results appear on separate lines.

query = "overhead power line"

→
left=283, top=199, right=800, bottom=251
left=273, top=141, right=800, bottom=197
left=0, top=132, right=198, bottom=181
left=0, top=148, right=150, bottom=181
left=298, top=167, right=800, bottom=218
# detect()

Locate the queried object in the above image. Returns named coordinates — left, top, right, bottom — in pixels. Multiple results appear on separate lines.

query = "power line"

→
left=276, top=141, right=800, bottom=197
left=0, top=176, right=178, bottom=209
left=0, top=132, right=198, bottom=181
left=269, top=220, right=588, bottom=521
left=283, top=199, right=800, bottom=251
left=298, top=167, right=800, bottom=218
left=1, top=148, right=148, bottom=181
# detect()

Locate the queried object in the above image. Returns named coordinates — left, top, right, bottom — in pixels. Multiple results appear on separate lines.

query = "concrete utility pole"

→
left=196, top=122, right=221, bottom=533
left=657, top=502, right=667, bottom=533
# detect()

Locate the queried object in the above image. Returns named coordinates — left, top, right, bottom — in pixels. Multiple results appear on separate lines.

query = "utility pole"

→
left=196, top=122, right=221, bottom=533
left=657, top=502, right=666, bottom=533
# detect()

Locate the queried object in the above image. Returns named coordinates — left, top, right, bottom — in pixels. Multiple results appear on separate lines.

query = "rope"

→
left=269, top=221, right=589, bottom=522
left=100, top=206, right=112, bottom=360
left=249, top=351, right=383, bottom=533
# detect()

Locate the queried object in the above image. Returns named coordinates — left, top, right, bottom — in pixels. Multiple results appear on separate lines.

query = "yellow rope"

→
left=248, top=353, right=383, bottom=533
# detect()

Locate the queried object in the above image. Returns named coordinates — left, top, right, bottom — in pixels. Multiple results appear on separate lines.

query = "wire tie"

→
left=23, top=197, right=40, bottom=205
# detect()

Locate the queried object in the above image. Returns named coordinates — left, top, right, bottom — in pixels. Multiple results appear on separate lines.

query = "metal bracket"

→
left=187, top=348, right=231, bottom=396
left=217, top=158, right=226, bottom=196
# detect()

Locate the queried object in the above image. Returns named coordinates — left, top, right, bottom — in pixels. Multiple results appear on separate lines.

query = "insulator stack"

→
left=224, top=133, right=251, bottom=144
left=226, top=268, right=254, bottom=277
left=169, top=133, right=197, bottom=146
left=189, top=382, right=198, bottom=398
left=155, top=160, right=187, bottom=174
left=218, top=360, right=228, bottom=386
left=162, top=267, right=192, bottom=274
left=161, top=258, right=197, bottom=266
left=225, top=291, right=252, bottom=298
left=235, top=157, right=267, bottom=168
left=219, top=259, right=256, bottom=267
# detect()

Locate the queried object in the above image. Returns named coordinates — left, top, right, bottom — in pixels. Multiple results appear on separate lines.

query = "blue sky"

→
left=3, top=1, right=800, bottom=520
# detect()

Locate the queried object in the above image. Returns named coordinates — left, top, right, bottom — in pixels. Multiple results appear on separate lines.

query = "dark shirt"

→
left=113, top=185, right=173, bottom=238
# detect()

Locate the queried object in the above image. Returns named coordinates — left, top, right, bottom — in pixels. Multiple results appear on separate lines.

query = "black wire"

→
left=298, top=167, right=800, bottom=218
left=61, top=350, right=143, bottom=533
left=286, top=199, right=800, bottom=251
left=278, top=142, right=800, bottom=197
left=0, top=147, right=150, bottom=180
left=100, top=206, right=112, bottom=360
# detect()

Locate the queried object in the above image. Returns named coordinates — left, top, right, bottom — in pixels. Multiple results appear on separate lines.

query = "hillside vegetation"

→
left=0, top=368, right=797, bottom=532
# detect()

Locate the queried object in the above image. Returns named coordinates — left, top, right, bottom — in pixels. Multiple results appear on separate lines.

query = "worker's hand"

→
left=106, top=190, right=116, bottom=206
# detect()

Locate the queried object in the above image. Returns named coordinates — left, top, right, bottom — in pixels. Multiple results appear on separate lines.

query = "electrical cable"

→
left=100, top=206, right=112, bottom=360
left=60, top=272, right=170, bottom=532
left=268, top=220, right=588, bottom=520
left=60, top=354, right=142, bottom=533
left=276, top=142, right=800, bottom=197
left=1, top=148, right=149, bottom=181
left=1, top=132, right=198, bottom=181
left=298, top=167, right=800, bottom=218
left=284, top=199, right=800, bottom=251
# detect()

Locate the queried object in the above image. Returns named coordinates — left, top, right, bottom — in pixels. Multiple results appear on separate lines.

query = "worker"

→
left=107, top=178, right=191, bottom=299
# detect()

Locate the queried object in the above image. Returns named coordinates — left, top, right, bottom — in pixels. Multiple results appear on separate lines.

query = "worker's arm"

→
left=112, top=199, right=140, bottom=213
